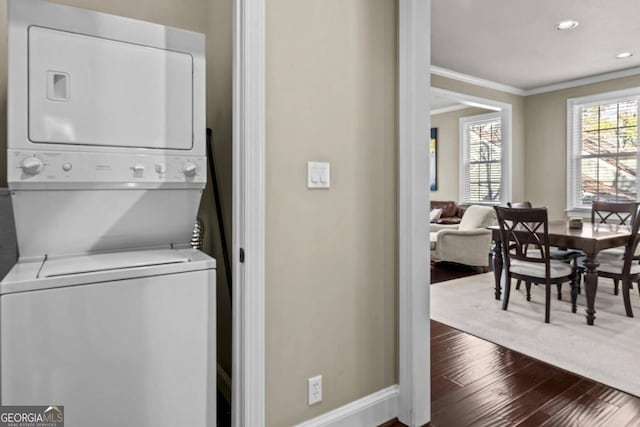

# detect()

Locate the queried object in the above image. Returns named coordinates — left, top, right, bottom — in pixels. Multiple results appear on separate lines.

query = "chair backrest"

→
left=458, top=205, right=497, bottom=230
left=591, top=201, right=640, bottom=275
left=616, top=204, right=640, bottom=275
left=507, top=201, right=533, bottom=209
left=494, top=206, right=551, bottom=276
left=591, top=200, right=639, bottom=226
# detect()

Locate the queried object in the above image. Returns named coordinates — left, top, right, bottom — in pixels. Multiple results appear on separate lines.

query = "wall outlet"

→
left=308, top=375, right=322, bottom=405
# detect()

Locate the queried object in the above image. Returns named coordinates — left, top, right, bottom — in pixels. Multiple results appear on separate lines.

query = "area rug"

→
left=430, top=272, right=640, bottom=397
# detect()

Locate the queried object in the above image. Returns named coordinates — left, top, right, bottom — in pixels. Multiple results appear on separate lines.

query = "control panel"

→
left=8, top=150, right=206, bottom=188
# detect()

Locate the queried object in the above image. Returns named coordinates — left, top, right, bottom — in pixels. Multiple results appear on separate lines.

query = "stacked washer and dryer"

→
left=0, top=1, right=216, bottom=426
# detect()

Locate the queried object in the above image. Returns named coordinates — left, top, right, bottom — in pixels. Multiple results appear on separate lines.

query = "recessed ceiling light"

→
left=617, top=52, right=633, bottom=59
left=556, top=20, right=579, bottom=31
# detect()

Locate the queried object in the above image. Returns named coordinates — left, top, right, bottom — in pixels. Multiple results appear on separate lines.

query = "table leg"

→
left=493, top=240, right=503, bottom=300
left=583, top=253, right=599, bottom=326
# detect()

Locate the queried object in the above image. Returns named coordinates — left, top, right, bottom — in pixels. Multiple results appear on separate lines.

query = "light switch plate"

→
left=307, top=161, right=330, bottom=189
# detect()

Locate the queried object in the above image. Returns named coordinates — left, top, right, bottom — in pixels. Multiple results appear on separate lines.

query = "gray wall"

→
left=0, top=189, right=16, bottom=278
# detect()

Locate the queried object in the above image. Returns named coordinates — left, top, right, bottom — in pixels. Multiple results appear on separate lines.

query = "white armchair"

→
left=430, top=205, right=497, bottom=270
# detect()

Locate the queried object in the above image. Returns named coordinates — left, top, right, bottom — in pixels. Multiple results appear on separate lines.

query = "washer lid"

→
left=40, top=250, right=190, bottom=278
left=0, top=248, right=215, bottom=295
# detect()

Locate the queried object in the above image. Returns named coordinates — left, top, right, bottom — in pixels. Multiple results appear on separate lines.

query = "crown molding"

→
left=431, top=65, right=640, bottom=98
left=524, top=66, right=640, bottom=95
left=430, top=65, right=526, bottom=96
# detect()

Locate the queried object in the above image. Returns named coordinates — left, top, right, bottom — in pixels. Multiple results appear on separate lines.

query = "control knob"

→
left=155, top=163, right=167, bottom=174
left=183, top=162, right=197, bottom=178
left=20, top=157, right=44, bottom=175
left=132, top=163, right=145, bottom=175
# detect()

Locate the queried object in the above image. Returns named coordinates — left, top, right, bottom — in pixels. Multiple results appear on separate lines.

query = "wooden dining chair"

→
left=507, top=202, right=536, bottom=292
left=506, top=201, right=579, bottom=300
left=507, top=201, right=532, bottom=209
left=591, top=200, right=639, bottom=226
left=588, top=201, right=640, bottom=295
left=494, top=207, right=577, bottom=323
left=595, top=204, right=640, bottom=317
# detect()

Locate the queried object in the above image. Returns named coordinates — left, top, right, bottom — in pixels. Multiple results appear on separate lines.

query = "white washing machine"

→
left=1, top=249, right=216, bottom=427
left=1, top=1, right=216, bottom=426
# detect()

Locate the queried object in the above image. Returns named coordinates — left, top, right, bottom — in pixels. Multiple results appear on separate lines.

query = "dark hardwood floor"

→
left=430, top=261, right=481, bottom=284
left=429, top=321, right=640, bottom=427
left=383, top=321, right=640, bottom=427
left=380, top=262, right=640, bottom=427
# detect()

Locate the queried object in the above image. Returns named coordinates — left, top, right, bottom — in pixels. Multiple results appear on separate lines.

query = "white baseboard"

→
left=217, top=363, right=232, bottom=403
left=294, top=385, right=399, bottom=427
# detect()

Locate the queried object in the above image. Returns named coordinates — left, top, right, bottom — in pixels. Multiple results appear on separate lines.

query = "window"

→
left=460, top=112, right=503, bottom=204
left=567, top=89, right=640, bottom=212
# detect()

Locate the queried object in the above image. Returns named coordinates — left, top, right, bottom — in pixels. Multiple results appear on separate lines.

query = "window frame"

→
left=459, top=111, right=507, bottom=205
left=566, top=87, right=640, bottom=216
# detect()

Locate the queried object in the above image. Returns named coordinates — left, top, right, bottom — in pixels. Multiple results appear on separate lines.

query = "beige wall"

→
left=432, top=74, right=640, bottom=220
left=265, top=1, right=398, bottom=425
left=0, top=0, right=234, bottom=379
left=525, top=75, right=640, bottom=220
left=431, top=75, right=527, bottom=203
left=430, top=107, right=493, bottom=201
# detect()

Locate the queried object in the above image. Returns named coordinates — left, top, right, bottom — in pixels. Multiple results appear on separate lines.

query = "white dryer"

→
left=1, top=1, right=216, bottom=426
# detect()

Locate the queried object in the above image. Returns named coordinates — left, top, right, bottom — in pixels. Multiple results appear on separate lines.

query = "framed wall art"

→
left=430, top=127, right=438, bottom=191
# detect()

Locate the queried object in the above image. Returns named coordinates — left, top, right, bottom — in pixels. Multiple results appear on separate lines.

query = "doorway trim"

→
left=232, top=0, right=265, bottom=426
left=231, top=0, right=431, bottom=426
left=398, top=0, right=431, bottom=425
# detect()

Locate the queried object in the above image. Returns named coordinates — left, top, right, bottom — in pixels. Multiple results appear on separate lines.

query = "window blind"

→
left=569, top=96, right=639, bottom=209
left=461, top=113, right=502, bottom=204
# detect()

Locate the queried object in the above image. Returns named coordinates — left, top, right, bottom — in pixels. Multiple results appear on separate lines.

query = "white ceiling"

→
left=432, top=0, right=640, bottom=91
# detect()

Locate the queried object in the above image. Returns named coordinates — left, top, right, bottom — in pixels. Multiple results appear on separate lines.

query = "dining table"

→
left=490, top=220, right=632, bottom=325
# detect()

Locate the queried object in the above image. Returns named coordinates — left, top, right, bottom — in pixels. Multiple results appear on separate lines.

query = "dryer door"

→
left=28, top=26, right=193, bottom=150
